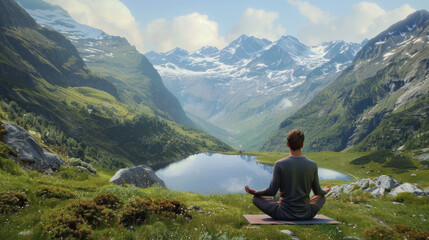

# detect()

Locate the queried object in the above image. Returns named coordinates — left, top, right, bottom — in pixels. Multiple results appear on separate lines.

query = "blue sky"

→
left=46, top=0, right=428, bottom=53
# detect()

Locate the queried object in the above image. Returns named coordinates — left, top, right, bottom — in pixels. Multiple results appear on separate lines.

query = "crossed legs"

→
left=252, top=194, right=326, bottom=220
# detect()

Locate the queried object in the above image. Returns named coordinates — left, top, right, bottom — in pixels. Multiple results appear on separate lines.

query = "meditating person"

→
left=244, top=129, right=331, bottom=220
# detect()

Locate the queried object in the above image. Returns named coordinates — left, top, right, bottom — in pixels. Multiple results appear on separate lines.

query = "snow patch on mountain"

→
left=24, top=8, right=109, bottom=40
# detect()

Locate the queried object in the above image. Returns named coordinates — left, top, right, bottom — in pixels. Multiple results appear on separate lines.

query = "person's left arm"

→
left=312, top=164, right=328, bottom=195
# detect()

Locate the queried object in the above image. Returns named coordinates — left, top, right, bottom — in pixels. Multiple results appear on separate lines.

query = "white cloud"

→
left=288, top=0, right=330, bottom=24
left=141, top=12, right=227, bottom=52
left=227, top=8, right=286, bottom=42
left=290, top=1, right=416, bottom=45
left=45, top=0, right=144, bottom=52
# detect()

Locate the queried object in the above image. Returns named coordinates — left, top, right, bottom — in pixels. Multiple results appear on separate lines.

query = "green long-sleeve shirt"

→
left=255, top=156, right=326, bottom=206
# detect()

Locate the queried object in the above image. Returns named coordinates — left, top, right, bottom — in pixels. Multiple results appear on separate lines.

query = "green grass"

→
left=0, top=163, right=428, bottom=240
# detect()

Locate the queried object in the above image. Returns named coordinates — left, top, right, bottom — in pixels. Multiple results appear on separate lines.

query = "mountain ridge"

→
left=261, top=10, right=429, bottom=153
left=147, top=33, right=361, bottom=149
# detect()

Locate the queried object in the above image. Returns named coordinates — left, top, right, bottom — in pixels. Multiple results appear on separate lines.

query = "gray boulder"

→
left=370, top=187, right=385, bottom=198
left=2, top=121, right=64, bottom=172
left=373, top=175, right=401, bottom=190
left=389, top=183, right=425, bottom=197
left=343, top=184, right=356, bottom=194
left=110, top=165, right=166, bottom=188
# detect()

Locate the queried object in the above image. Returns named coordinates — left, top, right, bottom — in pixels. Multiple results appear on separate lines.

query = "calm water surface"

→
left=155, top=153, right=352, bottom=195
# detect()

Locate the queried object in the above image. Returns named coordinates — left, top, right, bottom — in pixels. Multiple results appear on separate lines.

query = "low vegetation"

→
left=1, top=148, right=428, bottom=239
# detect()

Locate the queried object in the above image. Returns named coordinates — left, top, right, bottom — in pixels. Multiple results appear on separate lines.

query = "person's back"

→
left=244, top=129, right=330, bottom=220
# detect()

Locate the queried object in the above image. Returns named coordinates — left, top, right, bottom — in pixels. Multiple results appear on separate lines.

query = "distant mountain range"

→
left=16, top=0, right=193, bottom=126
left=146, top=34, right=362, bottom=149
left=262, top=10, right=429, bottom=153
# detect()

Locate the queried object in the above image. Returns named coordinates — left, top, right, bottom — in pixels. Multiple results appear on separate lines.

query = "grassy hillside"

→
left=1, top=147, right=428, bottom=239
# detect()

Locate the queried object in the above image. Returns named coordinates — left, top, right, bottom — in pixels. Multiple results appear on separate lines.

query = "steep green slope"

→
left=16, top=0, right=193, bottom=126
left=0, top=0, right=231, bottom=168
left=261, top=10, right=429, bottom=153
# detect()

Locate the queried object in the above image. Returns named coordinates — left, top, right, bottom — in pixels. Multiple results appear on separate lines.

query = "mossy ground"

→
left=1, top=151, right=428, bottom=239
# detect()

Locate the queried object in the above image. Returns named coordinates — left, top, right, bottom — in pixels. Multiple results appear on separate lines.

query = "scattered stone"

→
left=280, top=230, right=298, bottom=240
left=110, top=165, right=166, bottom=188
left=343, top=236, right=364, bottom=240
left=328, top=175, right=425, bottom=199
left=18, top=231, right=32, bottom=236
left=392, top=212, right=397, bottom=216
left=188, top=205, right=204, bottom=213
left=43, top=169, right=54, bottom=175
left=246, top=226, right=261, bottom=230
left=343, top=184, right=356, bottom=194
left=392, top=201, right=404, bottom=205
left=2, top=121, right=64, bottom=172
left=410, top=173, right=417, bottom=177
left=73, top=166, right=91, bottom=172
left=365, top=204, right=374, bottom=208
left=389, top=183, right=425, bottom=197
left=417, top=153, right=429, bottom=161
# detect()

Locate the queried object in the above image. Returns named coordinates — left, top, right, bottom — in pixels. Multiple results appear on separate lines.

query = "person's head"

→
left=286, top=129, right=304, bottom=151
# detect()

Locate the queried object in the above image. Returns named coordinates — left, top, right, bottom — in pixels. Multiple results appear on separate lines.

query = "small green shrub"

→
left=383, top=154, right=415, bottom=169
left=0, top=155, right=21, bottom=175
left=43, top=212, right=91, bottom=240
left=68, top=158, right=96, bottom=174
left=351, top=150, right=393, bottom=165
left=36, top=185, right=76, bottom=199
left=394, top=224, right=429, bottom=240
left=363, top=226, right=401, bottom=239
left=93, top=193, right=123, bottom=209
left=66, top=200, right=114, bottom=226
left=394, top=192, right=429, bottom=205
left=120, top=197, right=154, bottom=227
left=340, top=189, right=370, bottom=203
left=57, top=166, right=89, bottom=180
left=152, top=198, right=191, bottom=219
left=0, top=190, right=30, bottom=214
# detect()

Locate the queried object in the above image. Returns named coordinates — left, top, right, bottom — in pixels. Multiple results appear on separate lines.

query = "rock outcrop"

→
left=110, top=165, right=166, bottom=188
left=328, top=175, right=426, bottom=198
left=2, top=121, right=64, bottom=172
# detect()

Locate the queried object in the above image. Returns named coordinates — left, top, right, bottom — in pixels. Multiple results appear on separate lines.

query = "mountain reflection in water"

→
left=155, top=153, right=352, bottom=195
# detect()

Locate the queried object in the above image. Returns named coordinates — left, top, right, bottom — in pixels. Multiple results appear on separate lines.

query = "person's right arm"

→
left=254, top=161, right=281, bottom=196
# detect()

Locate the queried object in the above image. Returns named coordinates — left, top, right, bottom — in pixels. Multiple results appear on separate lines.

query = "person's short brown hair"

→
left=287, top=129, right=304, bottom=151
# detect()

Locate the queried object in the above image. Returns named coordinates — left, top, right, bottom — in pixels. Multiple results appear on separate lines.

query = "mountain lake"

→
left=155, top=153, right=352, bottom=195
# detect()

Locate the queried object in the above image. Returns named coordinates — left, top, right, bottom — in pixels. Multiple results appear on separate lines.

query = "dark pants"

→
left=252, top=195, right=326, bottom=220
